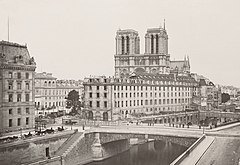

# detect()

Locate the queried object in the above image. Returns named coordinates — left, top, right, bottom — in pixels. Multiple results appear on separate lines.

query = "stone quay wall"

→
left=0, top=131, right=74, bottom=165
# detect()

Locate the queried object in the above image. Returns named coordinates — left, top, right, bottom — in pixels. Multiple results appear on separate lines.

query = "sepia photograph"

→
left=0, top=0, right=240, bottom=164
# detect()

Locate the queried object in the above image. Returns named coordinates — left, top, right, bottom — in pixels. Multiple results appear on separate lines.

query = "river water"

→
left=87, top=140, right=187, bottom=165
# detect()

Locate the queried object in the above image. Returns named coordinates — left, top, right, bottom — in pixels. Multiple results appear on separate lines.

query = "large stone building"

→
left=83, top=74, right=198, bottom=120
left=83, top=25, right=198, bottom=121
left=114, top=23, right=190, bottom=78
left=0, top=41, right=36, bottom=133
left=35, top=72, right=83, bottom=116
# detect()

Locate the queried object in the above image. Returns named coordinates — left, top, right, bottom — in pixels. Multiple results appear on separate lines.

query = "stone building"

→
left=83, top=74, right=198, bottom=120
left=115, top=23, right=190, bottom=78
left=83, top=24, right=199, bottom=121
left=0, top=41, right=36, bottom=133
left=35, top=72, right=83, bottom=116
left=198, top=79, right=221, bottom=110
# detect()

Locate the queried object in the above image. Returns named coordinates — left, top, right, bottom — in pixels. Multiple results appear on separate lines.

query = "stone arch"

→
left=88, top=111, right=93, bottom=120
left=103, top=112, right=108, bottom=121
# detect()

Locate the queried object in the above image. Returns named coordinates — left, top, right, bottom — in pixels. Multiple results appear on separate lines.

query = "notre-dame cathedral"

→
left=114, top=22, right=190, bottom=78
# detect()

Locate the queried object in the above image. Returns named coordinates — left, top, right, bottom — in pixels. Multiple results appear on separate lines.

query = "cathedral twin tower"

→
left=114, top=24, right=171, bottom=78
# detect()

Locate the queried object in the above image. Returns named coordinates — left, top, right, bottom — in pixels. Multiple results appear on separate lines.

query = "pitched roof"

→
left=0, top=40, right=32, bottom=64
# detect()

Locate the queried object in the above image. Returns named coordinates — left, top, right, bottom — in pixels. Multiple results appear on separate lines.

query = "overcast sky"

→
left=0, top=0, right=240, bottom=88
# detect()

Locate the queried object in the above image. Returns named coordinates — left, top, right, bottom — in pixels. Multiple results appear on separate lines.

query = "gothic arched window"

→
left=126, top=36, right=130, bottom=54
left=121, top=36, right=125, bottom=54
left=156, top=35, right=159, bottom=54
left=151, top=35, right=154, bottom=54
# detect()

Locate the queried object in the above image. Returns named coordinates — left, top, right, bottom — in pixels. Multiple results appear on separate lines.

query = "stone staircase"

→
left=55, top=131, right=83, bottom=156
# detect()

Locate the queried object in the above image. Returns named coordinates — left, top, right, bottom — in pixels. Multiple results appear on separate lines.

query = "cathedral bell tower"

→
left=115, top=29, right=140, bottom=55
left=145, top=21, right=168, bottom=55
left=115, top=29, right=140, bottom=78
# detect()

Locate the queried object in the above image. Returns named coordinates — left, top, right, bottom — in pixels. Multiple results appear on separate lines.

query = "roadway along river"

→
left=86, top=140, right=187, bottom=165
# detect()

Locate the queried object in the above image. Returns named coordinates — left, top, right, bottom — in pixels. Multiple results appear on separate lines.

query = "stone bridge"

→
left=28, top=128, right=200, bottom=165
left=87, top=129, right=198, bottom=162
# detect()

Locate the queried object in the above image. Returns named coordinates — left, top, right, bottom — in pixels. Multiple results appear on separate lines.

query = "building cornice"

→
left=0, top=63, right=36, bottom=71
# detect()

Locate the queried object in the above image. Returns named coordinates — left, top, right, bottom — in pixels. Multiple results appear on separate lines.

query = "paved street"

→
left=197, top=137, right=240, bottom=165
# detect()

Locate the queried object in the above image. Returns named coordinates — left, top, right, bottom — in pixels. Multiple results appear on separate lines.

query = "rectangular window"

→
left=9, top=109, right=12, bottom=115
left=8, top=81, right=13, bottom=90
left=25, top=73, right=29, bottom=79
left=145, top=100, right=148, bottom=105
left=17, top=118, right=21, bottom=126
left=97, top=101, right=100, bottom=107
left=9, top=119, right=12, bottom=127
left=104, top=101, right=107, bottom=108
left=89, top=101, right=92, bottom=107
left=17, top=108, right=21, bottom=114
left=26, top=117, right=29, bottom=125
left=89, top=86, right=92, bottom=90
left=26, top=82, right=30, bottom=90
left=104, top=86, right=107, bottom=91
left=17, top=82, right=22, bottom=90
left=9, top=72, right=13, bottom=78
left=96, top=93, right=100, bottom=98
left=89, top=92, right=92, bottom=98
left=96, top=86, right=99, bottom=90
left=9, top=94, right=13, bottom=102
left=17, top=72, right=21, bottom=79
left=26, top=108, right=30, bottom=114
left=17, top=94, right=21, bottom=102
left=25, top=93, right=30, bottom=102
left=104, top=93, right=107, bottom=98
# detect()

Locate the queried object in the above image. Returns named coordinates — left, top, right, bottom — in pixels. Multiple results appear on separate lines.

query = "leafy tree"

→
left=221, top=93, right=230, bottom=103
left=65, top=90, right=82, bottom=115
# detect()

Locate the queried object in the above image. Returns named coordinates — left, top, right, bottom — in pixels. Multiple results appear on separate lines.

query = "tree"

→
left=221, top=93, right=230, bottom=103
left=65, top=90, right=82, bottom=115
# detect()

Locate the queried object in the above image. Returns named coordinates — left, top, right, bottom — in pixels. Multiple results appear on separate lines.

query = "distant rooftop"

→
left=117, top=29, right=138, bottom=35
left=0, top=40, right=27, bottom=48
left=35, top=72, right=57, bottom=80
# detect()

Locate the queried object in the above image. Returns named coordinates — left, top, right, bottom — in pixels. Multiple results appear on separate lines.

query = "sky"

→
left=0, top=0, right=240, bottom=88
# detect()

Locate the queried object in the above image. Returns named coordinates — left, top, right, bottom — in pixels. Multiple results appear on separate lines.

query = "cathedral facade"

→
left=114, top=24, right=190, bottom=77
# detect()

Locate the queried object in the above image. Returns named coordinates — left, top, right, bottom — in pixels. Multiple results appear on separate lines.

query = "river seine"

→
left=87, top=140, right=187, bottom=165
